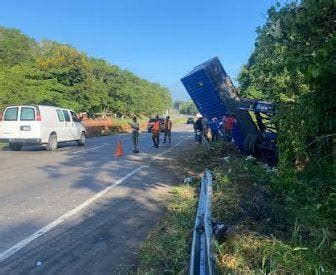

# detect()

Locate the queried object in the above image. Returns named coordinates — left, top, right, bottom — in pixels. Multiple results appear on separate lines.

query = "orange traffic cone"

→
left=115, top=140, right=123, bottom=157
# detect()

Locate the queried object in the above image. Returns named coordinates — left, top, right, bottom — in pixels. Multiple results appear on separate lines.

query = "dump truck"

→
left=181, top=57, right=277, bottom=164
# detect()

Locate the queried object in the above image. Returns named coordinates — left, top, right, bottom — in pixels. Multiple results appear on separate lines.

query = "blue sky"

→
left=0, top=0, right=287, bottom=101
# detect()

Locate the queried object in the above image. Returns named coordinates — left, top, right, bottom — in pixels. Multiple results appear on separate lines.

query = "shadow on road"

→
left=0, top=129, right=194, bottom=274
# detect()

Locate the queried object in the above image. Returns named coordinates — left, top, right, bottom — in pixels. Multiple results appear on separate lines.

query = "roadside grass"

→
left=139, top=185, right=197, bottom=274
left=139, top=140, right=336, bottom=273
left=204, top=142, right=336, bottom=273
left=138, top=142, right=235, bottom=273
left=211, top=156, right=336, bottom=274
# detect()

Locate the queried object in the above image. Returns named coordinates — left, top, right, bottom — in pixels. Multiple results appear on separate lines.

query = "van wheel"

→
left=9, top=143, right=22, bottom=151
left=77, top=132, right=86, bottom=146
left=47, top=134, right=58, bottom=151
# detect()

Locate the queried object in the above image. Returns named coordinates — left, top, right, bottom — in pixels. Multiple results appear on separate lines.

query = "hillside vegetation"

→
left=0, top=27, right=172, bottom=116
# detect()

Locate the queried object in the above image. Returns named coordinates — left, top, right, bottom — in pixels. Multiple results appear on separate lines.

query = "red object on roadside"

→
left=115, top=140, right=123, bottom=157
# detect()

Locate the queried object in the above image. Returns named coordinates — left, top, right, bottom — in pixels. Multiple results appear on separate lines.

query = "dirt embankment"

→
left=83, top=118, right=148, bottom=137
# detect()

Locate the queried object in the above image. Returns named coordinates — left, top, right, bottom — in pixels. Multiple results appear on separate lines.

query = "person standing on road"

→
left=129, top=116, right=140, bottom=153
left=163, top=116, right=172, bottom=144
left=151, top=115, right=160, bottom=148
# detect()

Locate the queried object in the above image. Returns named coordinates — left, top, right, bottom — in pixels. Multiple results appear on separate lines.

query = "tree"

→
left=237, top=0, right=336, bottom=230
left=0, top=26, right=172, bottom=116
left=173, top=100, right=184, bottom=110
left=0, top=27, right=36, bottom=66
left=179, top=101, right=198, bottom=115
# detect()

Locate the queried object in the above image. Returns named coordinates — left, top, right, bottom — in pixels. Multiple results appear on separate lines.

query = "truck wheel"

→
left=244, top=134, right=258, bottom=154
left=9, top=143, right=22, bottom=151
left=77, top=132, right=86, bottom=146
left=47, top=134, right=58, bottom=151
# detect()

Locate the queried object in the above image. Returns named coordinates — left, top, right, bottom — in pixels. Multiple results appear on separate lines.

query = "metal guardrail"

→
left=201, top=136, right=210, bottom=152
left=189, top=169, right=215, bottom=275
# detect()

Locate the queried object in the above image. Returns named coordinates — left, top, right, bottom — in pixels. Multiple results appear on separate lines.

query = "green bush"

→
left=0, top=27, right=172, bottom=116
left=237, top=0, right=336, bottom=264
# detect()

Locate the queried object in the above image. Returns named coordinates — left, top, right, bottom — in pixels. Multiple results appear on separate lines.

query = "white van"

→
left=0, top=105, right=86, bottom=151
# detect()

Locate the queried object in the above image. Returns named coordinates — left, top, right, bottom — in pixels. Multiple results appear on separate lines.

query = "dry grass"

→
left=138, top=185, right=197, bottom=274
left=139, top=140, right=336, bottom=273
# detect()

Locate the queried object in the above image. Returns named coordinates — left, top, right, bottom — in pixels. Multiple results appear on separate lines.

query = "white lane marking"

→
left=0, top=165, right=146, bottom=262
left=151, top=137, right=188, bottom=161
left=0, top=136, right=190, bottom=262
left=72, top=145, right=104, bottom=154
left=72, top=133, right=190, bottom=155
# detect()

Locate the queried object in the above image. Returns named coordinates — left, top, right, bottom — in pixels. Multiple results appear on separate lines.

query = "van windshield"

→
left=4, top=107, right=18, bottom=121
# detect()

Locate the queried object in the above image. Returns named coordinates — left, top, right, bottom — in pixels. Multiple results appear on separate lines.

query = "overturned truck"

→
left=181, top=57, right=277, bottom=165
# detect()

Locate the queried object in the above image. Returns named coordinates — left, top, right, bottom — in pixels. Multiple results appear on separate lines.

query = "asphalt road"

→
left=0, top=124, right=193, bottom=274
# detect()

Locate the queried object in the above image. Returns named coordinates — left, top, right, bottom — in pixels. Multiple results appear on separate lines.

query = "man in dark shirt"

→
left=195, top=116, right=203, bottom=143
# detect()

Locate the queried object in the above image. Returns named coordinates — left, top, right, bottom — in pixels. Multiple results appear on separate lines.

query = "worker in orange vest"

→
left=152, top=115, right=161, bottom=148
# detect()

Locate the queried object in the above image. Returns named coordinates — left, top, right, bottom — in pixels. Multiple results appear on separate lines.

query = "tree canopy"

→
left=178, top=100, right=198, bottom=115
left=0, top=27, right=172, bottom=117
left=238, top=0, right=335, bottom=234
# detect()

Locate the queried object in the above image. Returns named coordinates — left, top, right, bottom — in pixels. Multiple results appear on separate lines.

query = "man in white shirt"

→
left=130, top=116, right=140, bottom=153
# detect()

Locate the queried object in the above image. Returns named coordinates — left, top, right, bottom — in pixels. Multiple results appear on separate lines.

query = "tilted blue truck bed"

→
left=181, top=57, right=261, bottom=153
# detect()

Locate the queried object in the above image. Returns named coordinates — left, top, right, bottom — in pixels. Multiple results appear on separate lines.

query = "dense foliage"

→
left=238, top=0, right=336, bottom=267
left=0, top=27, right=172, bottom=116
left=173, top=100, right=184, bottom=110
left=176, top=100, right=198, bottom=115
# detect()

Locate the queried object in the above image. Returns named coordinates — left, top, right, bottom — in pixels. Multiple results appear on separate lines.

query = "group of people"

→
left=128, top=112, right=236, bottom=154
left=150, top=115, right=172, bottom=148
left=193, top=112, right=237, bottom=143
left=129, top=115, right=172, bottom=153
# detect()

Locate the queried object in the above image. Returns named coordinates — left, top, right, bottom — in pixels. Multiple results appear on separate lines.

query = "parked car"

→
left=0, top=105, right=86, bottom=151
left=147, top=117, right=165, bottom=132
left=187, top=117, right=194, bottom=124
